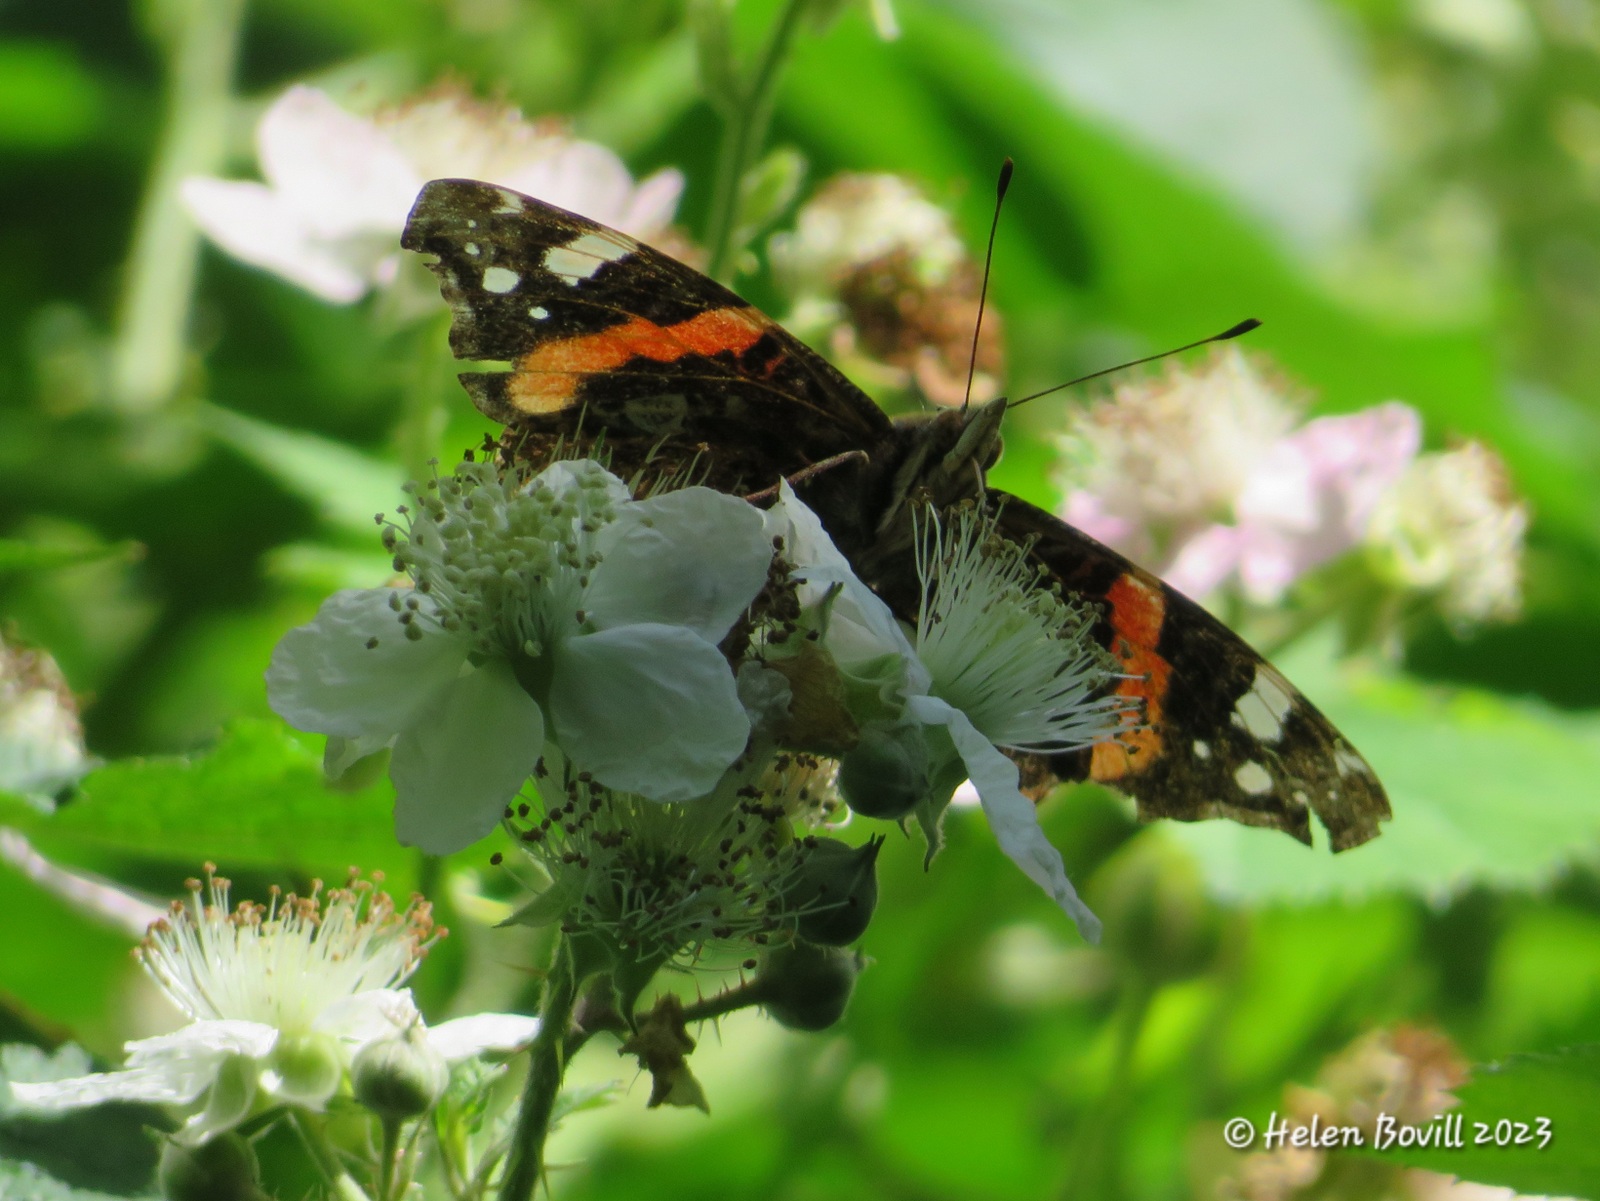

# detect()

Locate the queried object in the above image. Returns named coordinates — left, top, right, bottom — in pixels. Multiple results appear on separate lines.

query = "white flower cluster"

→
left=268, top=456, right=1129, bottom=942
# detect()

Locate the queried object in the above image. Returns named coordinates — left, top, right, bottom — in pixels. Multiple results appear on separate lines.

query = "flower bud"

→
left=837, top=721, right=932, bottom=820
left=352, top=1026, right=450, bottom=1120
left=157, top=1133, right=264, bottom=1201
left=1090, top=833, right=1220, bottom=984
left=755, top=942, right=865, bottom=1031
left=786, top=836, right=884, bottom=946
left=268, top=1031, right=344, bottom=1107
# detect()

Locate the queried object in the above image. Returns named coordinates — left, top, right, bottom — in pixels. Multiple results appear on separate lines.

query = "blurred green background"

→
left=2, top=0, right=1599, bottom=1197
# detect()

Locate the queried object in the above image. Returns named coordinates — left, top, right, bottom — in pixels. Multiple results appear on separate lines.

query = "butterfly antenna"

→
left=1009, top=318, right=1262, bottom=408
left=963, top=157, right=1014, bottom=412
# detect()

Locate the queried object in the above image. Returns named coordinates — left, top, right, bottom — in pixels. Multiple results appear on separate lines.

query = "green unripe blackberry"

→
left=755, top=941, right=865, bottom=1031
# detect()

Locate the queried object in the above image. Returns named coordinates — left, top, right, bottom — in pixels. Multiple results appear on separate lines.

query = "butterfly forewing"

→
left=401, top=178, right=889, bottom=484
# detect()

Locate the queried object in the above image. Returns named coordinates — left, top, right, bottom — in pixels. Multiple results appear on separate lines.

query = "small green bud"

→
left=352, top=1026, right=450, bottom=1120
left=787, top=835, right=884, bottom=946
left=1091, top=832, right=1221, bottom=985
left=269, top=1031, right=344, bottom=1107
left=157, top=1133, right=264, bottom=1201
left=756, top=942, right=864, bottom=1031
left=838, top=722, right=932, bottom=820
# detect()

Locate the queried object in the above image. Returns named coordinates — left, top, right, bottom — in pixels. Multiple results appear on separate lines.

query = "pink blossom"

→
left=1166, top=403, right=1422, bottom=602
left=1057, top=351, right=1423, bottom=603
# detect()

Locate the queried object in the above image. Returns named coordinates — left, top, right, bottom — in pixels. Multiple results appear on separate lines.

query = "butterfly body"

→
left=402, top=178, right=1390, bottom=853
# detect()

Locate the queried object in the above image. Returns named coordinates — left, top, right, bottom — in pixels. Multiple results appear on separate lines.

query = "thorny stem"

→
left=680, top=974, right=770, bottom=1024
left=704, top=0, right=812, bottom=282
left=111, top=0, right=249, bottom=414
left=497, top=937, right=581, bottom=1201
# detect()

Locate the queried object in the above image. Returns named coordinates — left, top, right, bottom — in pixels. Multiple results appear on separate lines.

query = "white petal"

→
left=181, top=177, right=372, bottom=303
left=267, top=589, right=470, bottom=741
left=11, top=1019, right=280, bottom=1111
left=10, top=1067, right=204, bottom=1110
left=549, top=625, right=748, bottom=802
left=315, top=988, right=418, bottom=1045
left=527, top=457, right=632, bottom=506
left=176, top=1053, right=260, bottom=1145
left=907, top=695, right=1101, bottom=942
left=617, top=167, right=685, bottom=237
left=391, top=660, right=544, bottom=855
left=427, top=1012, right=542, bottom=1061
left=767, top=483, right=925, bottom=686
left=124, top=1020, right=279, bottom=1069
left=255, top=86, right=421, bottom=237
left=586, top=487, right=771, bottom=641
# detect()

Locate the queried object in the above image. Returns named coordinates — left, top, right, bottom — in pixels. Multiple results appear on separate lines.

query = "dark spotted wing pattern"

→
left=400, top=178, right=888, bottom=488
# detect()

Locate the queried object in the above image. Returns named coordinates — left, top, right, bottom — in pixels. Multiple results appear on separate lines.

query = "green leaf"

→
left=1369, top=1044, right=1600, bottom=1199
left=0, top=719, right=411, bottom=882
left=1167, top=634, right=1600, bottom=903
left=199, top=404, right=403, bottom=536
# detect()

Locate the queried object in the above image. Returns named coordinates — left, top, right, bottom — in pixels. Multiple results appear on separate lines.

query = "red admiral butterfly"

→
left=401, top=178, right=1389, bottom=852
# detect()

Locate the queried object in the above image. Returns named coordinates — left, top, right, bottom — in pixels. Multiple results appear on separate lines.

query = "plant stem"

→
left=703, top=0, right=811, bottom=282
left=397, top=315, right=454, bottom=480
left=497, top=937, right=580, bottom=1201
left=376, top=1116, right=402, bottom=1201
left=111, top=0, right=249, bottom=414
left=680, top=975, right=768, bottom=1023
left=1059, top=974, right=1155, bottom=1201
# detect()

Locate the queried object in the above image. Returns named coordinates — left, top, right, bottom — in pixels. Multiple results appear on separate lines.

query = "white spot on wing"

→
left=1193, top=740, right=1211, bottom=760
left=482, top=266, right=520, bottom=294
left=493, top=189, right=524, bottom=214
left=464, top=242, right=480, bottom=256
left=528, top=305, right=550, bottom=320
left=1231, top=665, right=1296, bottom=742
left=1333, top=743, right=1370, bottom=777
left=1234, top=761, right=1273, bottom=795
left=543, top=231, right=635, bottom=285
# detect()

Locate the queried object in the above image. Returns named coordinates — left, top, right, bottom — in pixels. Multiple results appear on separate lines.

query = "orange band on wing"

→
left=1091, top=573, right=1170, bottom=781
left=507, top=308, right=768, bottom=414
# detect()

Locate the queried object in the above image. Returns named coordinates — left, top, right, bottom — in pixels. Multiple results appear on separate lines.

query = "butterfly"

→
left=400, top=178, right=1390, bottom=853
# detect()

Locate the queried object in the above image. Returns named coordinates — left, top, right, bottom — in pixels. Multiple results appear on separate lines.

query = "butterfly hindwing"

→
left=401, top=179, right=889, bottom=484
left=995, top=492, right=1390, bottom=851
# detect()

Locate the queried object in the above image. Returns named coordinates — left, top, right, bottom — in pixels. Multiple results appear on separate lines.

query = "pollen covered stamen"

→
left=377, top=457, right=622, bottom=658
left=913, top=503, right=1137, bottom=753
left=135, top=864, right=441, bottom=1033
left=505, top=761, right=846, bottom=965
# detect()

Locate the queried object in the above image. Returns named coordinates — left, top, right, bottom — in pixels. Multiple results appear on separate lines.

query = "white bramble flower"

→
left=1365, top=441, right=1527, bottom=627
left=9, top=868, right=537, bottom=1145
left=267, top=458, right=774, bottom=855
left=1060, top=349, right=1422, bottom=603
left=766, top=485, right=1127, bottom=940
left=182, top=85, right=683, bottom=303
